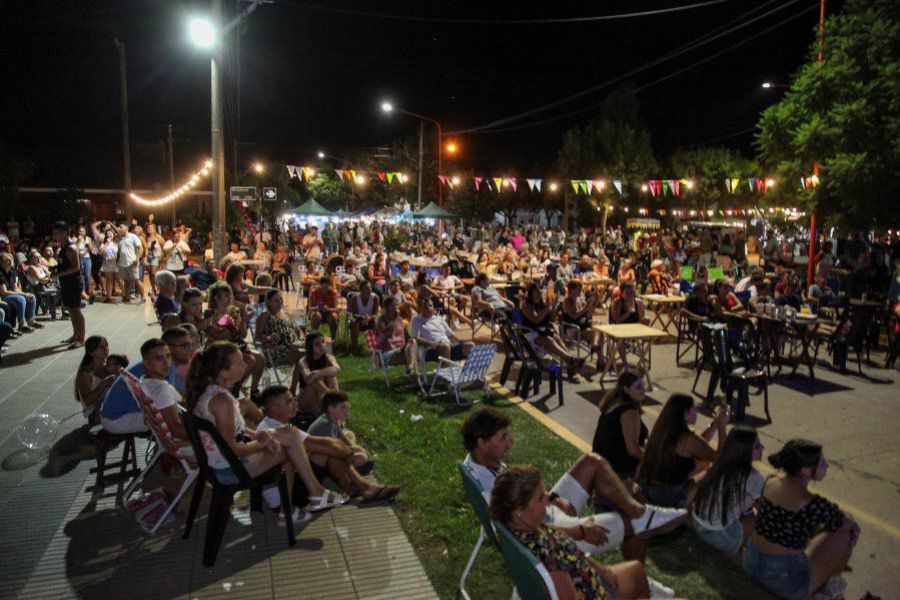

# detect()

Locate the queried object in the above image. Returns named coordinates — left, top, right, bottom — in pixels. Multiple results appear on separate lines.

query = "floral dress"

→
left=262, top=313, right=302, bottom=363
left=513, top=524, right=605, bottom=599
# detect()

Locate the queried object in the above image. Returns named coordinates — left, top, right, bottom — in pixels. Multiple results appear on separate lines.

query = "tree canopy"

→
left=668, top=147, right=757, bottom=212
left=755, top=0, right=900, bottom=230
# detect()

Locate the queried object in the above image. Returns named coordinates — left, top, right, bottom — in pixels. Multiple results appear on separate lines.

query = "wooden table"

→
left=591, top=323, right=669, bottom=390
left=639, top=294, right=686, bottom=335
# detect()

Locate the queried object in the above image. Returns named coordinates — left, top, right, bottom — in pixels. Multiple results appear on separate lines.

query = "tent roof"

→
left=413, top=201, right=456, bottom=219
left=285, top=198, right=334, bottom=217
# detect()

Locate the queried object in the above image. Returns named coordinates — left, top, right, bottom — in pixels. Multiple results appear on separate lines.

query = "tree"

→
left=306, top=173, right=352, bottom=211
left=558, top=86, right=657, bottom=231
left=0, top=147, right=34, bottom=221
left=755, top=0, right=900, bottom=230
left=668, top=147, right=758, bottom=212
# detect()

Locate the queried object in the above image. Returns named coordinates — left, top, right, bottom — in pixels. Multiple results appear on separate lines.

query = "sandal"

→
left=276, top=506, right=313, bottom=526
left=67, top=341, right=85, bottom=350
left=359, top=485, right=400, bottom=505
left=306, top=489, right=347, bottom=512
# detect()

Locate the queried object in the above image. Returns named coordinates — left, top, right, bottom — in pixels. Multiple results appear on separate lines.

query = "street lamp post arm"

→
left=396, top=108, right=442, bottom=133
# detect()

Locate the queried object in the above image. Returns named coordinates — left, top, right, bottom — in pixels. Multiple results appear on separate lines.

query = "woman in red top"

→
left=714, top=279, right=743, bottom=315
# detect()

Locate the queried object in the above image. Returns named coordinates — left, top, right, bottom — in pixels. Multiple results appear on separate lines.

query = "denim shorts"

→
left=743, top=537, right=812, bottom=599
left=693, top=516, right=743, bottom=554
left=641, top=482, right=687, bottom=509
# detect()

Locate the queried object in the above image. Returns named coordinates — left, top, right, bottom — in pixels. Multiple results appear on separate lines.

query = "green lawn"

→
left=337, top=355, right=774, bottom=600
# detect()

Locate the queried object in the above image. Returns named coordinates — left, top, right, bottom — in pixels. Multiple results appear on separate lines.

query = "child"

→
left=308, top=391, right=368, bottom=467
left=106, top=353, right=129, bottom=376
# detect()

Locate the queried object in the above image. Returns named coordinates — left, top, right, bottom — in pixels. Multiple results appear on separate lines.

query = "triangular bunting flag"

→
left=613, top=180, right=623, bottom=194
left=747, top=178, right=755, bottom=192
left=534, top=179, right=542, bottom=192
left=756, top=178, right=764, bottom=193
left=672, top=180, right=680, bottom=196
left=493, top=177, right=503, bottom=191
left=730, top=178, right=740, bottom=194
left=662, top=180, right=670, bottom=196
left=286, top=165, right=296, bottom=178
left=724, top=178, right=732, bottom=193
left=474, top=176, right=482, bottom=190
left=438, top=175, right=448, bottom=186
left=386, top=172, right=395, bottom=184
left=336, top=169, right=345, bottom=181
left=579, top=181, right=588, bottom=194
left=571, top=180, right=580, bottom=193
left=348, top=170, right=357, bottom=182
left=508, top=177, right=518, bottom=192
left=378, top=172, right=386, bottom=182
left=526, top=178, right=537, bottom=192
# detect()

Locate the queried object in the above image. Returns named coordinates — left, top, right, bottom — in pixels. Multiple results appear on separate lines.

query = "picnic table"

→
left=591, top=323, right=669, bottom=390
left=639, top=294, right=686, bottom=335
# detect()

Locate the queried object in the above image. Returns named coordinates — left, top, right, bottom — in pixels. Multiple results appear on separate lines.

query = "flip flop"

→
left=67, top=341, right=85, bottom=350
left=359, top=485, right=400, bottom=505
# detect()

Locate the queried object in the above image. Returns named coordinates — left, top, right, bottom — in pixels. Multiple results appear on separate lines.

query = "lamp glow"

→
left=762, top=82, right=773, bottom=89
left=253, top=163, right=264, bottom=174
left=317, top=151, right=325, bottom=159
left=549, top=182, right=558, bottom=191
left=381, top=101, right=394, bottom=113
left=189, top=18, right=216, bottom=48
left=355, top=176, right=365, bottom=185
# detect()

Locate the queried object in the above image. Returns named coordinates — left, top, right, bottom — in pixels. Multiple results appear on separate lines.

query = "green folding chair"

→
left=707, top=267, right=725, bottom=281
left=493, top=521, right=560, bottom=600
left=680, top=265, right=694, bottom=282
left=457, top=461, right=499, bottom=600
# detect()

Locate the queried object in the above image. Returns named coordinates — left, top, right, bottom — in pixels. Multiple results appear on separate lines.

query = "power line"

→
left=447, top=0, right=808, bottom=135
left=464, top=4, right=818, bottom=135
left=276, top=0, right=736, bottom=24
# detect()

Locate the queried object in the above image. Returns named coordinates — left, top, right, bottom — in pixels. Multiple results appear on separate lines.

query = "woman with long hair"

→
left=185, top=341, right=346, bottom=517
left=74, top=335, right=117, bottom=424
left=145, top=223, right=165, bottom=297
left=636, top=393, right=730, bottom=508
left=744, top=440, right=859, bottom=599
left=256, top=288, right=305, bottom=392
left=295, top=331, right=340, bottom=413
left=99, top=229, right=120, bottom=303
left=691, top=426, right=765, bottom=554
left=204, top=282, right=265, bottom=398
left=591, top=369, right=648, bottom=481
left=521, top=282, right=583, bottom=377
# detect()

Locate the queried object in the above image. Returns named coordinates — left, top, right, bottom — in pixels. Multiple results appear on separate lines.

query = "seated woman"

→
left=0, top=252, right=40, bottom=332
left=295, top=331, right=340, bottom=413
left=75, top=335, right=119, bottom=425
left=636, top=393, right=730, bottom=508
left=24, top=251, right=60, bottom=317
left=367, top=252, right=388, bottom=297
left=617, top=258, right=636, bottom=289
left=713, top=279, right=744, bottom=315
left=204, top=282, right=266, bottom=399
left=347, top=280, right=379, bottom=354
left=224, top=263, right=272, bottom=313
left=491, top=465, right=652, bottom=600
left=691, top=426, right=765, bottom=554
left=253, top=241, right=273, bottom=273
left=153, top=270, right=180, bottom=321
left=592, top=369, right=648, bottom=482
left=272, top=243, right=290, bottom=290
left=179, top=287, right=208, bottom=337
left=560, top=280, right=603, bottom=369
left=256, top=288, right=305, bottom=392
left=744, top=439, right=859, bottom=599
left=185, top=341, right=346, bottom=517
left=521, top=282, right=584, bottom=378
left=475, top=251, right=491, bottom=275
left=610, top=282, right=646, bottom=325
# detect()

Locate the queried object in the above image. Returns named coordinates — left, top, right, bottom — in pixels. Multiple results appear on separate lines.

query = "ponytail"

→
left=182, top=341, right=240, bottom=411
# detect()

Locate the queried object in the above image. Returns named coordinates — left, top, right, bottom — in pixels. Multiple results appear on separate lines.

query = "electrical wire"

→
left=276, top=0, right=736, bottom=24
left=447, top=0, right=809, bottom=134
left=463, top=4, right=818, bottom=135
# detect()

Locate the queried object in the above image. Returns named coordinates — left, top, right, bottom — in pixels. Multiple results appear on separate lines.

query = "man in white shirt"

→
left=411, top=295, right=473, bottom=363
left=461, top=407, right=687, bottom=561
left=137, top=338, right=188, bottom=441
left=117, top=224, right=145, bottom=303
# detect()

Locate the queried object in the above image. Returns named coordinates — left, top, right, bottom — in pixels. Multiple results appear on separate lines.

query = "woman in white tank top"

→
left=185, top=341, right=346, bottom=513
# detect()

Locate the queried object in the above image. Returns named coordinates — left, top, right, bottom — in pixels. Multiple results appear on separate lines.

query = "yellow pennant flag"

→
left=730, top=178, right=740, bottom=194
left=493, top=177, right=503, bottom=191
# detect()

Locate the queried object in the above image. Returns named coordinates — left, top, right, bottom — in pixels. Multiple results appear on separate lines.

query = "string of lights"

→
left=129, top=160, right=213, bottom=206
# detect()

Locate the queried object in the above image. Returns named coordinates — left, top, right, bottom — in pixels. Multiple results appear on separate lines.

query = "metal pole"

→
left=437, top=122, right=443, bottom=237
left=167, top=124, right=176, bottom=227
left=416, top=121, right=424, bottom=209
left=114, top=35, right=133, bottom=222
left=808, top=0, right=826, bottom=288
left=211, top=0, right=226, bottom=260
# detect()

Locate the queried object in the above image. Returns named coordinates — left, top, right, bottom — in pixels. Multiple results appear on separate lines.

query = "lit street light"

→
left=381, top=102, right=394, bottom=113
left=762, top=81, right=790, bottom=89
left=381, top=99, right=443, bottom=210
left=446, top=142, right=457, bottom=154
left=253, top=162, right=265, bottom=174
left=188, top=18, right=216, bottom=47
left=317, top=151, right=325, bottom=159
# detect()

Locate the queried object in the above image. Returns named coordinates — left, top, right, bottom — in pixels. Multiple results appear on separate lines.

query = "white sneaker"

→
left=648, top=577, right=675, bottom=599
left=276, top=506, right=313, bottom=526
left=631, top=505, right=688, bottom=539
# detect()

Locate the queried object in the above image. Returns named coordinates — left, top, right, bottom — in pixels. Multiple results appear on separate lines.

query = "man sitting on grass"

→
left=259, top=387, right=399, bottom=507
left=461, top=407, right=687, bottom=564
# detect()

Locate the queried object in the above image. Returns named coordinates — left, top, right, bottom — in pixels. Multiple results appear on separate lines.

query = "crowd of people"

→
left=1, top=212, right=897, bottom=598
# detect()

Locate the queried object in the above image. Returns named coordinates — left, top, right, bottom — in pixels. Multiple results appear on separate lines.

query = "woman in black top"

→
left=53, top=222, right=86, bottom=349
left=592, top=369, right=648, bottom=481
left=636, top=393, right=730, bottom=508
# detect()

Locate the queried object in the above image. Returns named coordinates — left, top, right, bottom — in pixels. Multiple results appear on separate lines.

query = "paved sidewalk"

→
left=480, top=324, right=900, bottom=600
left=0, top=303, right=437, bottom=600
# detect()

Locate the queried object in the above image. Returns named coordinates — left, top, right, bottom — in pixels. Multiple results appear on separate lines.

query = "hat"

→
left=651, top=259, right=664, bottom=269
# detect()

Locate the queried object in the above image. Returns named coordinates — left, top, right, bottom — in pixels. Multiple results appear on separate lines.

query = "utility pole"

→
left=416, top=121, right=424, bottom=209
left=167, top=124, right=176, bottom=227
left=114, top=35, right=133, bottom=222
left=211, top=0, right=227, bottom=260
left=807, top=0, right=826, bottom=288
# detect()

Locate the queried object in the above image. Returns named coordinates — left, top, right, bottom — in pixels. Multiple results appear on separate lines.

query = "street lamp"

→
left=380, top=100, right=443, bottom=210
left=253, top=162, right=265, bottom=174
left=317, top=151, right=325, bottom=159
left=188, top=18, right=216, bottom=47
left=762, top=81, right=790, bottom=89
left=446, top=142, right=458, bottom=154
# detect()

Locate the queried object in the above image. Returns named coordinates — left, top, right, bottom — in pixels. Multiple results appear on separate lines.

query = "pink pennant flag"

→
left=672, top=180, right=680, bottom=196
left=438, top=175, right=448, bottom=186
left=474, top=176, right=483, bottom=190
left=508, top=177, right=517, bottom=192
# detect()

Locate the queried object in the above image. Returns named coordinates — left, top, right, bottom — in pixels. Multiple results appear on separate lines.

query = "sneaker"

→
left=631, top=505, right=688, bottom=539
left=648, top=578, right=675, bottom=599
left=276, top=506, right=313, bottom=526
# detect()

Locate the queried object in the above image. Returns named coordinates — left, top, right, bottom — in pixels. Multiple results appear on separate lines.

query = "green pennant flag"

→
left=579, top=181, right=588, bottom=194
left=662, top=180, right=670, bottom=195
left=386, top=172, right=395, bottom=184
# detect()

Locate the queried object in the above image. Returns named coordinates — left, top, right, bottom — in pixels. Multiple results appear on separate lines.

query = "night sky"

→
left=1, top=1, right=834, bottom=188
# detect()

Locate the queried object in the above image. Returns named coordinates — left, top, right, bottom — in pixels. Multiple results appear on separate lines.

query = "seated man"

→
left=461, top=407, right=687, bottom=566
left=137, top=338, right=189, bottom=443
left=684, top=282, right=715, bottom=318
left=348, top=280, right=379, bottom=354
left=334, top=257, right=362, bottom=295
left=573, top=254, right=594, bottom=276
left=774, top=278, right=802, bottom=310
left=376, top=295, right=425, bottom=394
left=411, top=294, right=473, bottom=363
left=190, top=258, right=221, bottom=292
left=307, top=275, right=339, bottom=339
left=258, top=387, right=398, bottom=515
left=432, top=263, right=468, bottom=317
left=471, top=272, right=514, bottom=321
left=395, top=260, right=417, bottom=287
left=808, top=273, right=837, bottom=307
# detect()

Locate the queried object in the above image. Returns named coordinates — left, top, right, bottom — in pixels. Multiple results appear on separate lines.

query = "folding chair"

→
left=181, top=413, right=295, bottom=567
left=498, top=320, right=532, bottom=395
left=365, top=329, right=394, bottom=388
left=121, top=372, right=199, bottom=533
left=494, top=521, right=560, bottom=600
left=427, top=344, right=496, bottom=406
left=675, top=308, right=707, bottom=366
left=457, top=461, right=499, bottom=600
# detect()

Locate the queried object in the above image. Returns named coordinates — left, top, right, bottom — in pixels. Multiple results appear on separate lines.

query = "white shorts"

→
left=549, top=472, right=625, bottom=554
left=101, top=412, right=149, bottom=434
